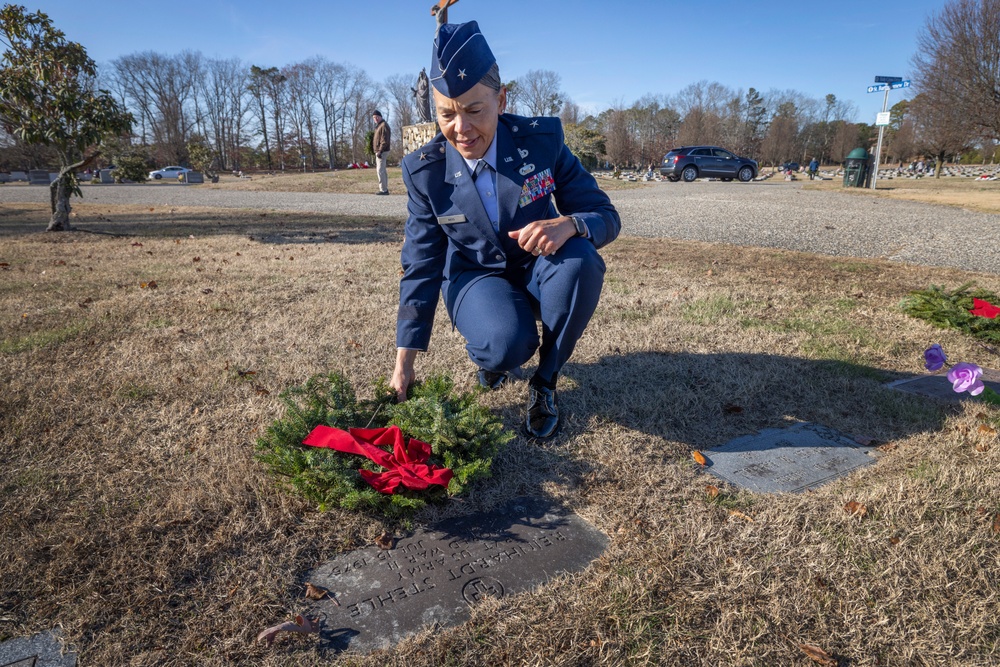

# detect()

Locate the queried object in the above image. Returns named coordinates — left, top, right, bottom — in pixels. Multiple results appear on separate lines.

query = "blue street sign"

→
left=875, top=75, right=903, bottom=84
left=867, top=80, right=910, bottom=93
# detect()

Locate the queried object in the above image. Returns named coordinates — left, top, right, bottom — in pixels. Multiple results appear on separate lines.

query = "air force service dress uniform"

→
left=395, top=20, right=620, bottom=437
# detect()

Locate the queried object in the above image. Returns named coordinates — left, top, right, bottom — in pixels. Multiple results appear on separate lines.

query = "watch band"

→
left=571, top=215, right=587, bottom=237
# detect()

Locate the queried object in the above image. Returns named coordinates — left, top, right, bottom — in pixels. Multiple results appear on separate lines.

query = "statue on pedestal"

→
left=412, top=68, right=431, bottom=124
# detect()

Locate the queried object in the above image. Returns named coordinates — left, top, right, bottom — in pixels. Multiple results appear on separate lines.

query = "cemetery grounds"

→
left=1, top=178, right=999, bottom=665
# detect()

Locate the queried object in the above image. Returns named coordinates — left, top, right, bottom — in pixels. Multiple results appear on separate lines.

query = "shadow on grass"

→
left=0, top=209, right=405, bottom=246
left=556, top=351, right=948, bottom=451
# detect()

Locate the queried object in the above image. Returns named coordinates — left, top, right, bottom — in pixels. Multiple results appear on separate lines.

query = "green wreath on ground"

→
left=256, top=373, right=514, bottom=517
left=901, top=282, right=1000, bottom=343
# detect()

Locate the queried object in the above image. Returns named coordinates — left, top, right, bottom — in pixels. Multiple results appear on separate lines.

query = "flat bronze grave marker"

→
left=702, top=422, right=877, bottom=493
left=0, top=631, right=74, bottom=667
left=304, top=496, right=608, bottom=653
left=887, top=368, right=1000, bottom=402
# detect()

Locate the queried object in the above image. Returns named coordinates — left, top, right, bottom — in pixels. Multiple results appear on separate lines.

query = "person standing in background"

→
left=372, top=110, right=391, bottom=195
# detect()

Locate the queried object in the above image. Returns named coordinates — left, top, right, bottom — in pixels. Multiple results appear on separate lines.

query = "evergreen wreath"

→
left=901, top=282, right=1000, bottom=343
left=256, top=372, right=514, bottom=517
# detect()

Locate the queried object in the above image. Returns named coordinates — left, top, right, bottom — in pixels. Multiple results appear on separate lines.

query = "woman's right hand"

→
left=390, top=349, right=419, bottom=402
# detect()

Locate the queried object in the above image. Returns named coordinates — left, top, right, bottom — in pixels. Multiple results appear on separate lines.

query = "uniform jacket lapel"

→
left=444, top=145, right=501, bottom=248
left=495, top=122, right=524, bottom=232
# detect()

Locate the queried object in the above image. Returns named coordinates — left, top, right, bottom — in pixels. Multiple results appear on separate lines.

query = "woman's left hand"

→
left=507, top=216, right=577, bottom=257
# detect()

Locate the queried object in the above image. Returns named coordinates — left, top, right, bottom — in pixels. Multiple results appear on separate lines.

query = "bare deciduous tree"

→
left=520, top=70, right=563, bottom=117
left=913, top=0, right=1000, bottom=142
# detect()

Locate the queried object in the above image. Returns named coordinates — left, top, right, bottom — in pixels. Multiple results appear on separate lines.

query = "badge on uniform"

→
left=518, top=168, right=555, bottom=208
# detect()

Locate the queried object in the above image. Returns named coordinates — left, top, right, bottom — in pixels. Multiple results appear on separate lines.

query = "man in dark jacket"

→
left=390, top=20, right=620, bottom=439
left=372, top=110, right=391, bottom=194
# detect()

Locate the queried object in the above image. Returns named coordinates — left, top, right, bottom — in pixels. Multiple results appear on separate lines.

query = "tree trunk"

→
left=46, top=153, right=101, bottom=232
left=47, top=175, right=72, bottom=231
left=935, top=152, right=944, bottom=179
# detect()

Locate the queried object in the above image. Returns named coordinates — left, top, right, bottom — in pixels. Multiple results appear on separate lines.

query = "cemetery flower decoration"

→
left=923, top=344, right=1000, bottom=404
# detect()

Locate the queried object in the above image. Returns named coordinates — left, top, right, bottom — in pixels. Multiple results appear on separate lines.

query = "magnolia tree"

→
left=0, top=5, right=132, bottom=231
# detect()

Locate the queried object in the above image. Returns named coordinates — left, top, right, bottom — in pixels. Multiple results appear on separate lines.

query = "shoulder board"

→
left=404, top=135, right=448, bottom=171
left=502, top=114, right=560, bottom=136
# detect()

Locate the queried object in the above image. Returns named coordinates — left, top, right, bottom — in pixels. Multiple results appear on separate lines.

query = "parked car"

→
left=780, top=162, right=800, bottom=173
left=148, top=166, right=191, bottom=180
left=660, top=146, right=757, bottom=182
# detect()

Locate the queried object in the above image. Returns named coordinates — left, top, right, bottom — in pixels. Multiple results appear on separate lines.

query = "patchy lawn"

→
left=2, top=203, right=999, bottom=666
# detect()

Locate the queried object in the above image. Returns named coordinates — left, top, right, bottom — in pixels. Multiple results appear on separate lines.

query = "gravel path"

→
left=2, top=181, right=998, bottom=274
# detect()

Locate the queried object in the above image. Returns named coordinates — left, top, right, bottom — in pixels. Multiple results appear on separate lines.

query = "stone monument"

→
left=412, top=69, right=431, bottom=124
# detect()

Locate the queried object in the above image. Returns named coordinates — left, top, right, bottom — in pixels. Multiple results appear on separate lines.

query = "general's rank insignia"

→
left=518, top=168, right=555, bottom=208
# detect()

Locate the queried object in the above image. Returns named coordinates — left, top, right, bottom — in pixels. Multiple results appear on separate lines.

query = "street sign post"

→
left=867, top=78, right=910, bottom=189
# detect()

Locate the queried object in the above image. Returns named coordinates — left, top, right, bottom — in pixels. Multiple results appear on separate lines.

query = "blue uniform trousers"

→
left=452, top=237, right=605, bottom=383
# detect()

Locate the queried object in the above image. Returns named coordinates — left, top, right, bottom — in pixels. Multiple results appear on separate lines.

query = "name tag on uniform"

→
left=437, top=214, right=467, bottom=225
left=519, top=168, right=555, bottom=208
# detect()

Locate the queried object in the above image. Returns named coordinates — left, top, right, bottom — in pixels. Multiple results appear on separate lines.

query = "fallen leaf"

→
left=256, top=614, right=318, bottom=647
left=347, top=339, right=362, bottom=349
left=705, top=484, right=720, bottom=498
left=131, top=242, right=143, bottom=247
left=978, top=424, right=996, bottom=436
left=976, top=412, right=988, bottom=420
left=729, top=509, right=754, bottom=522
left=304, top=582, right=328, bottom=600
left=202, top=288, right=213, bottom=294
left=844, top=501, right=867, bottom=518
left=993, top=513, right=1000, bottom=534
left=192, top=257, right=201, bottom=262
left=374, top=532, right=395, bottom=550
left=975, top=442, right=991, bottom=452
left=876, top=442, right=898, bottom=452
left=799, top=642, right=837, bottom=666
left=237, top=370, right=256, bottom=377
left=692, top=450, right=707, bottom=466
left=253, top=385, right=270, bottom=396
left=890, top=536, right=901, bottom=545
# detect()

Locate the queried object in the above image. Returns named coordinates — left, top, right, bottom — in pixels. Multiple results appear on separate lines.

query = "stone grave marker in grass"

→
left=0, top=630, right=75, bottom=667
left=887, top=368, right=1000, bottom=402
left=700, top=422, right=878, bottom=494
left=301, top=496, right=608, bottom=653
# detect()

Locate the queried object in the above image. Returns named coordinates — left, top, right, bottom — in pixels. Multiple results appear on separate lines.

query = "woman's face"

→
left=433, top=83, right=507, bottom=160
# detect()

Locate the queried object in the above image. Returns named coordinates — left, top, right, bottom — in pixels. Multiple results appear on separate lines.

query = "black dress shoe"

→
left=477, top=369, right=508, bottom=390
left=525, top=384, right=559, bottom=439
left=376, top=191, right=390, bottom=195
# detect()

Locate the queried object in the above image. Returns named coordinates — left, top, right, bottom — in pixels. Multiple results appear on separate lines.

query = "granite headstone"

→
left=702, top=422, right=878, bottom=493
left=887, top=368, right=1000, bottom=403
left=0, top=630, right=75, bottom=667
left=303, top=496, right=608, bottom=653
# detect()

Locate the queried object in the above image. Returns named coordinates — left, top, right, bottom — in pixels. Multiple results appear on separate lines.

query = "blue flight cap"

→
left=430, top=21, right=496, bottom=98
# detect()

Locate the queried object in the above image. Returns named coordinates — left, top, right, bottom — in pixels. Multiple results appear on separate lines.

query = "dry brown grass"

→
left=804, top=175, right=1000, bottom=214
left=2, top=203, right=1000, bottom=666
left=201, top=168, right=643, bottom=195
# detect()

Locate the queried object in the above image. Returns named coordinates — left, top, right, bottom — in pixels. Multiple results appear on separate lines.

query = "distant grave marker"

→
left=304, top=496, right=608, bottom=653
left=0, top=630, right=75, bottom=667
left=887, top=369, right=1000, bottom=403
left=702, top=422, right=877, bottom=493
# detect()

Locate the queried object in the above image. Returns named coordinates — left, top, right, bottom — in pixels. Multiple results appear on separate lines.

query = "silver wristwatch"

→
left=570, top=215, right=587, bottom=237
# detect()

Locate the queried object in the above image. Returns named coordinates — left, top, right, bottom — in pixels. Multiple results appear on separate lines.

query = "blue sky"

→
left=38, top=0, right=940, bottom=122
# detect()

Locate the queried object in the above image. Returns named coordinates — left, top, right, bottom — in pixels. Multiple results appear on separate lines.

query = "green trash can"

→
left=843, top=148, right=871, bottom=187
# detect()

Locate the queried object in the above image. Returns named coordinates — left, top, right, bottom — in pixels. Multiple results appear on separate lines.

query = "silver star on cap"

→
left=458, top=69, right=467, bottom=80
left=530, top=119, right=539, bottom=128
left=419, top=151, right=427, bottom=161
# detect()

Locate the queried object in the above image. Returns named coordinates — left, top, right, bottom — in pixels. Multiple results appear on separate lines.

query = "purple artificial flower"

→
left=924, top=344, right=947, bottom=371
left=947, top=362, right=985, bottom=396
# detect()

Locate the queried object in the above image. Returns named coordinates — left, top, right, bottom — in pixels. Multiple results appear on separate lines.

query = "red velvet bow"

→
left=302, top=425, right=453, bottom=495
left=970, top=298, right=1000, bottom=319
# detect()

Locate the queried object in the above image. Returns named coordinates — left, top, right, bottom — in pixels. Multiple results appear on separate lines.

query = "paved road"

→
left=2, top=181, right=998, bottom=274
